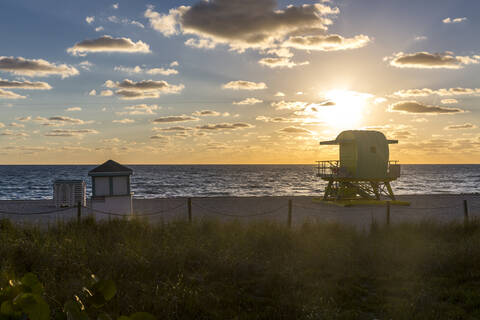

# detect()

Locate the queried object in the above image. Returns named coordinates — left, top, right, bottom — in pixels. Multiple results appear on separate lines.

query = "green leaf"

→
left=64, top=301, right=89, bottom=320
left=20, top=273, right=43, bottom=294
left=0, top=300, right=18, bottom=316
left=128, top=312, right=156, bottom=320
left=13, top=293, right=50, bottom=320
left=92, top=280, right=116, bottom=302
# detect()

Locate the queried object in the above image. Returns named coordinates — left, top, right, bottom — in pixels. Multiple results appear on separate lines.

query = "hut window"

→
left=370, top=146, right=376, bottom=153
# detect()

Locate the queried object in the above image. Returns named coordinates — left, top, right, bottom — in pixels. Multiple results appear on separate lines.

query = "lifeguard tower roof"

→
left=88, top=160, right=133, bottom=177
left=320, top=130, right=398, bottom=145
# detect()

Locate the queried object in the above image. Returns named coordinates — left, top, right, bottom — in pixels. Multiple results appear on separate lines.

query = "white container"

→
left=53, top=180, right=86, bottom=207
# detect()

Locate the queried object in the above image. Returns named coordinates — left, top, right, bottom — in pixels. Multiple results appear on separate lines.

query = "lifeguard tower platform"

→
left=316, top=130, right=408, bottom=206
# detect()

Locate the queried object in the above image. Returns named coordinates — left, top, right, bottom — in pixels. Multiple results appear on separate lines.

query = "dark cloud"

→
left=445, top=123, right=476, bottom=130
left=0, top=56, right=79, bottom=78
left=0, top=79, right=51, bottom=90
left=44, top=129, right=98, bottom=137
left=386, top=52, right=479, bottom=69
left=153, top=115, right=199, bottom=123
left=284, top=34, right=370, bottom=51
left=278, top=126, right=312, bottom=134
left=389, top=101, right=465, bottom=114
left=67, top=35, right=151, bottom=55
left=105, top=79, right=184, bottom=100
left=196, top=122, right=253, bottom=130
left=192, top=110, right=220, bottom=116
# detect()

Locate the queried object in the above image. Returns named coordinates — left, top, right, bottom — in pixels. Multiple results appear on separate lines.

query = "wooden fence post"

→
left=386, top=201, right=391, bottom=227
left=464, top=199, right=469, bottom=225
left=288, top=199, right=292, bottom=228
left=188, top=198, right=192, bottom=224
left=77, top=201, right=81, bottom=224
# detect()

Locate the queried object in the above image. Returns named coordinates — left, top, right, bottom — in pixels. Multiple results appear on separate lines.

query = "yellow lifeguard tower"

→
left=316, top=130, right=408, bottom=206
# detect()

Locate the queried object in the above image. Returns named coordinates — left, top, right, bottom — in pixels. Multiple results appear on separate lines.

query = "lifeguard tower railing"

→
left=315, top=160, right=401, bottom=179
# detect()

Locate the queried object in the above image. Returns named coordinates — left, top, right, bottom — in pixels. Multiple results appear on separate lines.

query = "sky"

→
left=1, top=0, right=480, bottom=164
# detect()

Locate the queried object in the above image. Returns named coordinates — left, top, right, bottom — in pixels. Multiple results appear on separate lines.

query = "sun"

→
left=317, top=89, right=372, bottom=130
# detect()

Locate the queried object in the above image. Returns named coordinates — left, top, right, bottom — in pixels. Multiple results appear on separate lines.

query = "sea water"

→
left=0, top=164, right=479, bottom=200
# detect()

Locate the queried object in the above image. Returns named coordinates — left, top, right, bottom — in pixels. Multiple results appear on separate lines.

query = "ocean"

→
left=0, top=164, right=479, bottom=200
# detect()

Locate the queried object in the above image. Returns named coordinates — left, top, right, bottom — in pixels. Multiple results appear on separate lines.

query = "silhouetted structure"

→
left=89, top=160, right=133, bottom=214
left=316, top=130, right=405, bottom=205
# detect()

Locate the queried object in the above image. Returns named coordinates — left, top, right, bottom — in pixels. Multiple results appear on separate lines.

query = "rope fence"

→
left=0, top=198, right=479, bottom=227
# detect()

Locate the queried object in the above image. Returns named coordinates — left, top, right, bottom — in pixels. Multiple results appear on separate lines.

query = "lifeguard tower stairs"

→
left=315, top=130, right=409, bottom=206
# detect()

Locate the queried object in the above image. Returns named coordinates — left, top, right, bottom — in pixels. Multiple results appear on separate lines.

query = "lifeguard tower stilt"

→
left=315, top=130, right=409, bottom=206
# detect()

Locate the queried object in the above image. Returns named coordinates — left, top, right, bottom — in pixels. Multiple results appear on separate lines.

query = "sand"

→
left=1, top=195, right=480, bottom=229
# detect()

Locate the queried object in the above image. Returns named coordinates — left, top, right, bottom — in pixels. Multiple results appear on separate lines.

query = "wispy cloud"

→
left=67, top=36, right=151, bottom=56
left=443, top=17, right=467, bottom=24
left=386, top=52, right=479, bottom=69
left=0, top=89, right=26, bottom=99
left=233, top=98, right=263, bottom=105
left=114, top=65, right=178, bottom=75
left=0, top=56, right=79, bottom=78
left=388, top=101, right=465, bottom=114
left=0, top=79, right=51, bottom=90
left=153, top=115, right=199, bottom=123
left=445, top=123, right=476, bottom=130
left=192, top=110, right=221, bottom=116
left=44, top=129, right=99, bottom=137
left=105, top=79, right=184, bottom=100
left=222, top=80, right=267, bottom=90
left=196, top=122, right=253, bottom=130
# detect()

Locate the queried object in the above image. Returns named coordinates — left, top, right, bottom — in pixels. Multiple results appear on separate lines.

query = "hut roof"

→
left=88, top=160, right=132, bottom=176
left=320, top=130, right=398, bottom=145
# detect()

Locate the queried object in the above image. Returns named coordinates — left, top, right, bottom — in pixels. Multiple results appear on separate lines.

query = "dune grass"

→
left=1, top=217, right=480, bottom=319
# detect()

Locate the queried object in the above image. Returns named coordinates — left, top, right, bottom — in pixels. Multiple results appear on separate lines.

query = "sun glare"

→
left=317, top=90, right=372, bottom=130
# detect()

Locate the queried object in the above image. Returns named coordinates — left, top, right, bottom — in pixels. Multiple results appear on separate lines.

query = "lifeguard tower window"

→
left=370, top=146, right=376, bottom=153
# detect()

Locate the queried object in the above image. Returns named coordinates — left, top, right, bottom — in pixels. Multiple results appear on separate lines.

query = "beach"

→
left=1, top=194, right=479, bottom=229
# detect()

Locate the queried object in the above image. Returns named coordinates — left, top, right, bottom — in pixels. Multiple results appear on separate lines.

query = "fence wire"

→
left=84, top=202, right=186, bottom=217
left=0, top=206, right=74, bottom=216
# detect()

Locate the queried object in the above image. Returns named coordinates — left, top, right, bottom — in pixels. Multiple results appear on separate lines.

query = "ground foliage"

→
left=0, top=217, right=480, bottom=319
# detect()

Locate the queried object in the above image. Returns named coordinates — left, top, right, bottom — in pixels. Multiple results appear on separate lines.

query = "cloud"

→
left=393, top=87, right=480, bottom=97
left=445, top=123, right=476, bottom=130
left=386, top=52, right=479, bottom=69
left=258, top=57, right=309, bottom=68
left=144, top=1, right=352, bottom=53
left=113, top=3, right=119, bottom=9
left=117, top=104, right=159, bottom=115
left=89, top=89, right=97, bottom=96
left=275, top=91, right=285, bottom=97
left=283, top=34, right=370, bottom=51
left=222, top=80, right=267, bottom=90
left=150, top=134, right=169, bottom=140
left=113, top=118, right=135, bottom=124
left=100, top=90, right=113, bottom=96
left=192, top=110, right=221, bottom=116
left=256, top=116, right=301, bottom=123
left=105, top=79, right=184, bottom=100
left=44, top=129, right=99, bottom=137
left=0, top=79, right=51, bottom=90
left=1, top=130, right=28, bottom=137
left=9, top=122, right=24, bottom=128
left=16, top=116, right=31, bottom=122
left=0, top=89, right=26, bottom=99
left=271, top=100, right=308, bottom=110
left=67, top=35, right=151, bottom=55
left=86, top=16, right=94, bottom=24
left=107, top=16, right=145, bottom=28
left=0, top=56, right=79, bottom=78
left=414, top=36, right=427, bottom=41
left=443, top=17, right=467, bottom=24
left=114, top=65, right=178, bottom=75
left=388, top=101, right=465, bottom=114
left=66, top=107, right=82, bottom=112
left=153, top=126, right=193, bottom=132
left=196, top=122, right=253, bottom=130
left=441, top=99, right=458, bottom=104
left=278, top=126, right=313, bottom=134
left=47, top=116, right=88, bottom=125
left=233, top=97, right=263, bottom=105
left=95, top=26, right=104, bottom=32
left=153, top=115, right=199, bottom=123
